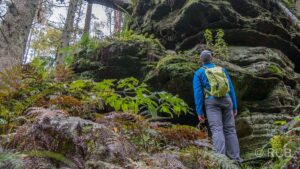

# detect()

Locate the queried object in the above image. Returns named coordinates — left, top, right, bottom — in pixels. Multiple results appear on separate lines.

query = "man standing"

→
left=193, top=50, right=242, bottom=163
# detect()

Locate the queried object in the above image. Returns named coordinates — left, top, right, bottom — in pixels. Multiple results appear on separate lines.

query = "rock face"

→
left=75, top=40, right=300, bottom=159
left=129, top=0, right=300, bottom=71
left=72, top=0, right=300, bottom=163
left=0, top=108, right=240, bottom=169
left=74, top=38, right=165, bottom=81
left=145, top=46, right=300, bottom=158
left=146, top=47, right=300, bottom=113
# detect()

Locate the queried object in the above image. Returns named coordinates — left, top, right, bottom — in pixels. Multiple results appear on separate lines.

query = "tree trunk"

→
left=275, top=0, right=300, bottom=30
left=57, top=0, right=79, bottom=65
left=113, top=10, right=122, bottom=34
left=23, top=28, right=34, bottom=64
left=83, top=0, right=93, bottom=35
left=0, top=0, right=38, bottom=71
left=105, top=7, right=113, bottom=36
left=73, top=0, right=84, bottom=40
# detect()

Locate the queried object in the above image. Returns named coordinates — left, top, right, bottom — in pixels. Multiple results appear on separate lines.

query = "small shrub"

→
left=116, top=30, right=164, bottom=62
left=203, top=29, right=229, bottom=61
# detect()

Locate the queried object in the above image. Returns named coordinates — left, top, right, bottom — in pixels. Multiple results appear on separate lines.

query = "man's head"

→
left=200, top=50, right=212, bottom=63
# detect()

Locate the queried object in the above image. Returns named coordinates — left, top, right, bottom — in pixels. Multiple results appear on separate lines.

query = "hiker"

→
left=193, top=50, right=242, bottom=163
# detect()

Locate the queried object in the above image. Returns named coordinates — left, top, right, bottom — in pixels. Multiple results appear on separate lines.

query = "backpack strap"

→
left=202, top=66, right=208, bottom=70
left=198, top=66, right=211, bottom=98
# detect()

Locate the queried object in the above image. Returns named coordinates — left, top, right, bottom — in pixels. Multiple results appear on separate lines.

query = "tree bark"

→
left=0, top=0, right=38, bottom=71
left=23, top=27, right=34, bottom=64
left=74, top=0, right=84, bottom=38
left=113, top=10, right=122, bottom=34
left=57, top=0, right=79, bottom=65
left=275, top=0, right=300, bottom=30
left=83, top=0, right=93, bottom=35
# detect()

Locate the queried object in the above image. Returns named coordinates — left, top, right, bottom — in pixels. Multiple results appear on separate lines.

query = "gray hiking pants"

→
left=205, top=96, right=241, bottom=162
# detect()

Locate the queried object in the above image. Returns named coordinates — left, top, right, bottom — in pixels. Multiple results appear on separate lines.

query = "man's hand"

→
left=198, top=115, right=205, bottom=123
left=233, top=109, right=238, bottom=117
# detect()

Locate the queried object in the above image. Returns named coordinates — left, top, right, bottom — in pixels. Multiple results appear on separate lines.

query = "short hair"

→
left=200, top=50, right=212, bottom=63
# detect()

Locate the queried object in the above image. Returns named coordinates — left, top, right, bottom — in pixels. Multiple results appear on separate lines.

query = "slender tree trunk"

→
left=73, top=0, right=83, bottom=41
left=105, top=8, right=113, bottom=36
left=0, top=0, right=38, bottom=71
left=113, top=10, right=122, bottom=34
left=83, top=0, right=93, bottom=35
left=57, top=0, right=79, bottom=65
left=275, top=0, right=300, bottom=30
left=36, top=0, right=44, bottom=24
left=23, top=28, right=34, bottom=64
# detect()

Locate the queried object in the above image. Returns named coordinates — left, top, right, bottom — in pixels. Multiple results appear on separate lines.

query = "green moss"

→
left=116, top=30, right=165, bottom=50
left=87, top=140, right=94, bottom=152
left=282, top=0, right=295, bottom=9
left=267, top=65, right=284, bottom=77
left=83, top=124, right=93, bottom=133
left=282, top=0, right=299, bottom=19
left=155, top=55, right=198, bottom=76
left=178, top=146, right=210, bottom=169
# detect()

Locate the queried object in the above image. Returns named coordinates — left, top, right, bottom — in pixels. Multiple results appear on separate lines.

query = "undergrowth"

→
left=257, top=117, right=300, bottom=168
left=0, top=57, right=191, bottom=134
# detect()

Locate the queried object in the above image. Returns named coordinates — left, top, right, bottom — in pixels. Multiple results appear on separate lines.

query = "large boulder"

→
left=1, top=108, right=136, bottom=168
left=0, top=108, right=239, bottom=169
left=74, top=38, right=165, bottom=81
left=129, top=0, right=300, bottom=71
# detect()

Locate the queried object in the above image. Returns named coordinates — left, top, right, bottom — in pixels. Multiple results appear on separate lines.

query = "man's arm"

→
left=224, top=69, right=238, bottom=114
left=193, top=71, right=204, bottom=117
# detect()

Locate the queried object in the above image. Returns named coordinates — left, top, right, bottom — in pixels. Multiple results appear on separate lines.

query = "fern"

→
left=204, top=29, right=213, bottom=50
left=0, top=66, right=24, bottom=98
left=91, top=77, right=191, bottom=118
left=214, top=29, right=229, bottom=60
left=203, top=29, right=229, bottom=61
left=0, top=63, right=191, bottom=134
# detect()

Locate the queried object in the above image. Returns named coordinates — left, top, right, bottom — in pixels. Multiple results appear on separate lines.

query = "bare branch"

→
left=91, top=0, right=130, bottom=11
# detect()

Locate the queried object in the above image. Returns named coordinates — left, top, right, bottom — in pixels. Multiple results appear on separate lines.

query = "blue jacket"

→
left=193, top=62, right=237, bottom=116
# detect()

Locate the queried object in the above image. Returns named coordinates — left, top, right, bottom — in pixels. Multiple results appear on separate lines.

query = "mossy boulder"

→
left=145, top=54, right=199, bottom=112
left=74, top=38, right=165, bottom=81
